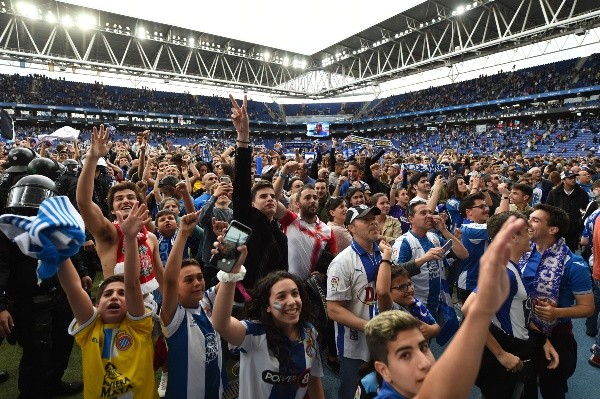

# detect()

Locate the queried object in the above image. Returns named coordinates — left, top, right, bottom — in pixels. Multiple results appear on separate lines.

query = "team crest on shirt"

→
left=305, top=330, right=316, bottom=358
left=330, top=276, right=339, bottom=291
left=115, top=331, right=133, bottom=351
left=205, top=333, right=219, bottom=362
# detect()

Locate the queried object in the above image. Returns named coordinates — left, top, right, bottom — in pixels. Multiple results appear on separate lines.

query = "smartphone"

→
left=210, top=220, right=252, bottom=272
left=220, top=175, right=231, bottom=184
left=441, top=240, right=453, bottom=256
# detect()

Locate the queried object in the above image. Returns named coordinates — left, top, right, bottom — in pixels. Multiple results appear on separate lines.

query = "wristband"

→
left=380, top=259, right=392, bottom=265
left=502, top=196, right=510, bottom=200
left=236, top=140, right=250, bottom=144
left=480, top=189, right=488, bottom=193
left=217, top=266, right=247, bottom=283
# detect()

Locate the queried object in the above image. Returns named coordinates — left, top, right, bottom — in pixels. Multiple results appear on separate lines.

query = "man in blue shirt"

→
left=521, top=204, right=593, bottom=399
left=457, top=192, right=490, bottom=303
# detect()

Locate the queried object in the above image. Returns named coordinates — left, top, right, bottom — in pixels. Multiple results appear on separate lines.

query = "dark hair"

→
left=459, top=192, right=486, bottom=217
left=107, top=181, right=146, bottom=212
left=486, top=211, right=528, bottom=240
left=408, top=171, right=428, bottom=187
left=390, top=264, right=409, bottom=280
left=246, top=271, right=314, bottom=373
left=512, top=183, right=533, bottom=199
left=533, top=203, right=570, bottom=238
left=326, top=196, right=346, bottom=222
left=97, top=275, right=125, bottom=305
left=221, top=163, right=235, bottom=181
left=347, top=160, right=361, bottom=170
left=315, top=178, right=328, bottom=185
left=288, top=177, right=304, bottom=190
left=370, top=192, right=388, bottom=207
left=446, top=177, right=467, bottom=200
left=181, top=258, right=203, bottom=269
left=250, top=180, right=275, bottom=201
left=156, top=209, right=177, bottom=220
left=408, top=199, right=428, bottom=217
left=159, top=196, right=180, bottom=211
left=295, top=184, right=315, bottom=202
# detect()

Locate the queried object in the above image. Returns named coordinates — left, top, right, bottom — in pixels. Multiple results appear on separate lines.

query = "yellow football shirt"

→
left=70, top=310, right=158, bottom=398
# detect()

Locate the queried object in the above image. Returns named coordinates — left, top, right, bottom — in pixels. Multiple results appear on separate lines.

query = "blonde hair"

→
left=365, top=310, right=420, bottom=364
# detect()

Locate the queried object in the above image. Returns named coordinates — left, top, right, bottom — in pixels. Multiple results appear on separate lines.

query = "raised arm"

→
left=160, top=210, right=201, bottom=326
left=375, top=241, right=394, bottom=312
left=116, top=202, right=151, bottom=318
left=230, top=94, right=253, bottom=225
left=57, top=258, right=95, bottom=326
left=76, top=125, right=115, bottom=242
left=211, top=238, right=248, bottom=347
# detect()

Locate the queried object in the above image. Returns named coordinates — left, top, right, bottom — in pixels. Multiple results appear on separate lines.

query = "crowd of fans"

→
left=0, top=97, right=600, bottom=398
left=1, top=52, right=600, bottom=399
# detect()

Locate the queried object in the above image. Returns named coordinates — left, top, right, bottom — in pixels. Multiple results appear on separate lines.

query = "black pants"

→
left=523, top=323, right=577, bottom=399
left=13, top=291, right=75, bottom=399
left=476, top=325, right=538, bottom=399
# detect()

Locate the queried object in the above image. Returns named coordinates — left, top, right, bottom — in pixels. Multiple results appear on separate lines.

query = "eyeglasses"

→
left=391, top=281, right=413, bottom=292
left=469, top=204, right=489, bottom=210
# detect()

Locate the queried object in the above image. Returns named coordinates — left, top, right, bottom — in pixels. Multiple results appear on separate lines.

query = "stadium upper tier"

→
left=0, top=53, right=599, bottom=124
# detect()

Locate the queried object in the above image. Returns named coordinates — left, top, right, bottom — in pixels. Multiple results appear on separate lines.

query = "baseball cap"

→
left=344, top=204, right=381, bottom=226
left=560, top=171, right=578, bottom=179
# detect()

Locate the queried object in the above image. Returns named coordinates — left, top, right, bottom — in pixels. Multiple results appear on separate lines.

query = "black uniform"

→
left=0, top=231, right=86, bottom=398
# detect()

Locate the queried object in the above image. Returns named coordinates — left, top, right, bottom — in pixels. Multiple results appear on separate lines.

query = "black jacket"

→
left=546, top=183, right=589, bottom=237
left=233, top=147, right=288, bottom=300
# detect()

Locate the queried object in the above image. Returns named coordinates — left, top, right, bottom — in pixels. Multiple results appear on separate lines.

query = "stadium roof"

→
left=0, top=0, right=599, bottom=99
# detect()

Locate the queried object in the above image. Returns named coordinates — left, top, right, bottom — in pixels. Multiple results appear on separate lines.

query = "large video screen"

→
left=306, top=122, right=330, bottom=137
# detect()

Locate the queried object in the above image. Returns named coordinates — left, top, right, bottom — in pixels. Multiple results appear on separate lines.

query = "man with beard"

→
left=280, top=184, right=337, bottom=281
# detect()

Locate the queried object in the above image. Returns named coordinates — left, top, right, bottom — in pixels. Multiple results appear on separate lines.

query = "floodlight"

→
left=137, top=26, right=145, bottom=39
left=77, top=14, right=95, bottom=30
left=46, top=11, right=57, bottom=23
left=188, top=37, right=195, bottom=46
left=282, top=57, right=289, bottom=66
left=62, top=15, right=73, bottom=28
left=466, top=4, right=472, bottom=11
left=264, top=52, right=271, bottom=61
left=456, top=5, right=466, bottom=15
left=16, top=2, right=39, bottom=19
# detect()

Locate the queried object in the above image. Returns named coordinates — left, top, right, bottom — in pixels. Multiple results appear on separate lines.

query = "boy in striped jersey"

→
left=159, top=210, right=227, bottom=399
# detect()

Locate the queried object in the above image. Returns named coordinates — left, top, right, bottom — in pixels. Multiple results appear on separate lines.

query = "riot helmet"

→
left=6, top=147, right=36, bottom=173
left=6, top=174, right=57, bottom=215
left=28, top=157, right=61, bottom=180
left=62, top=159, right=80, bottom=175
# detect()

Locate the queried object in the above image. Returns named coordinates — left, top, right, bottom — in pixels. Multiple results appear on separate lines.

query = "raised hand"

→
left=179, top=211, right=201, bottom=236
left=473, top=216, right=527, bottom=316
left=89, top=124, right=112, bottom=158
left=211, top=217, right=229, bottom=238
left=229, top=94, right=249, bottom=139
left=115, top=202, right=150, bottom=238
left=176, top=181, right=189, bottom=196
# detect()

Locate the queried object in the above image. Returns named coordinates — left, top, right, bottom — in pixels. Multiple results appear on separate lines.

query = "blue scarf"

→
left=519, top=238, right=568, bottom=336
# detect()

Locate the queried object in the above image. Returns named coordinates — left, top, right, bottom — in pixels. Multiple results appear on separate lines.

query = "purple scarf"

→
left=519, top=238, right=568, bottom=336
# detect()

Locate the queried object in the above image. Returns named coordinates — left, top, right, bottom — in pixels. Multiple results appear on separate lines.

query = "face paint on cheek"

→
left=272, top=301, right=284, bottom=312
